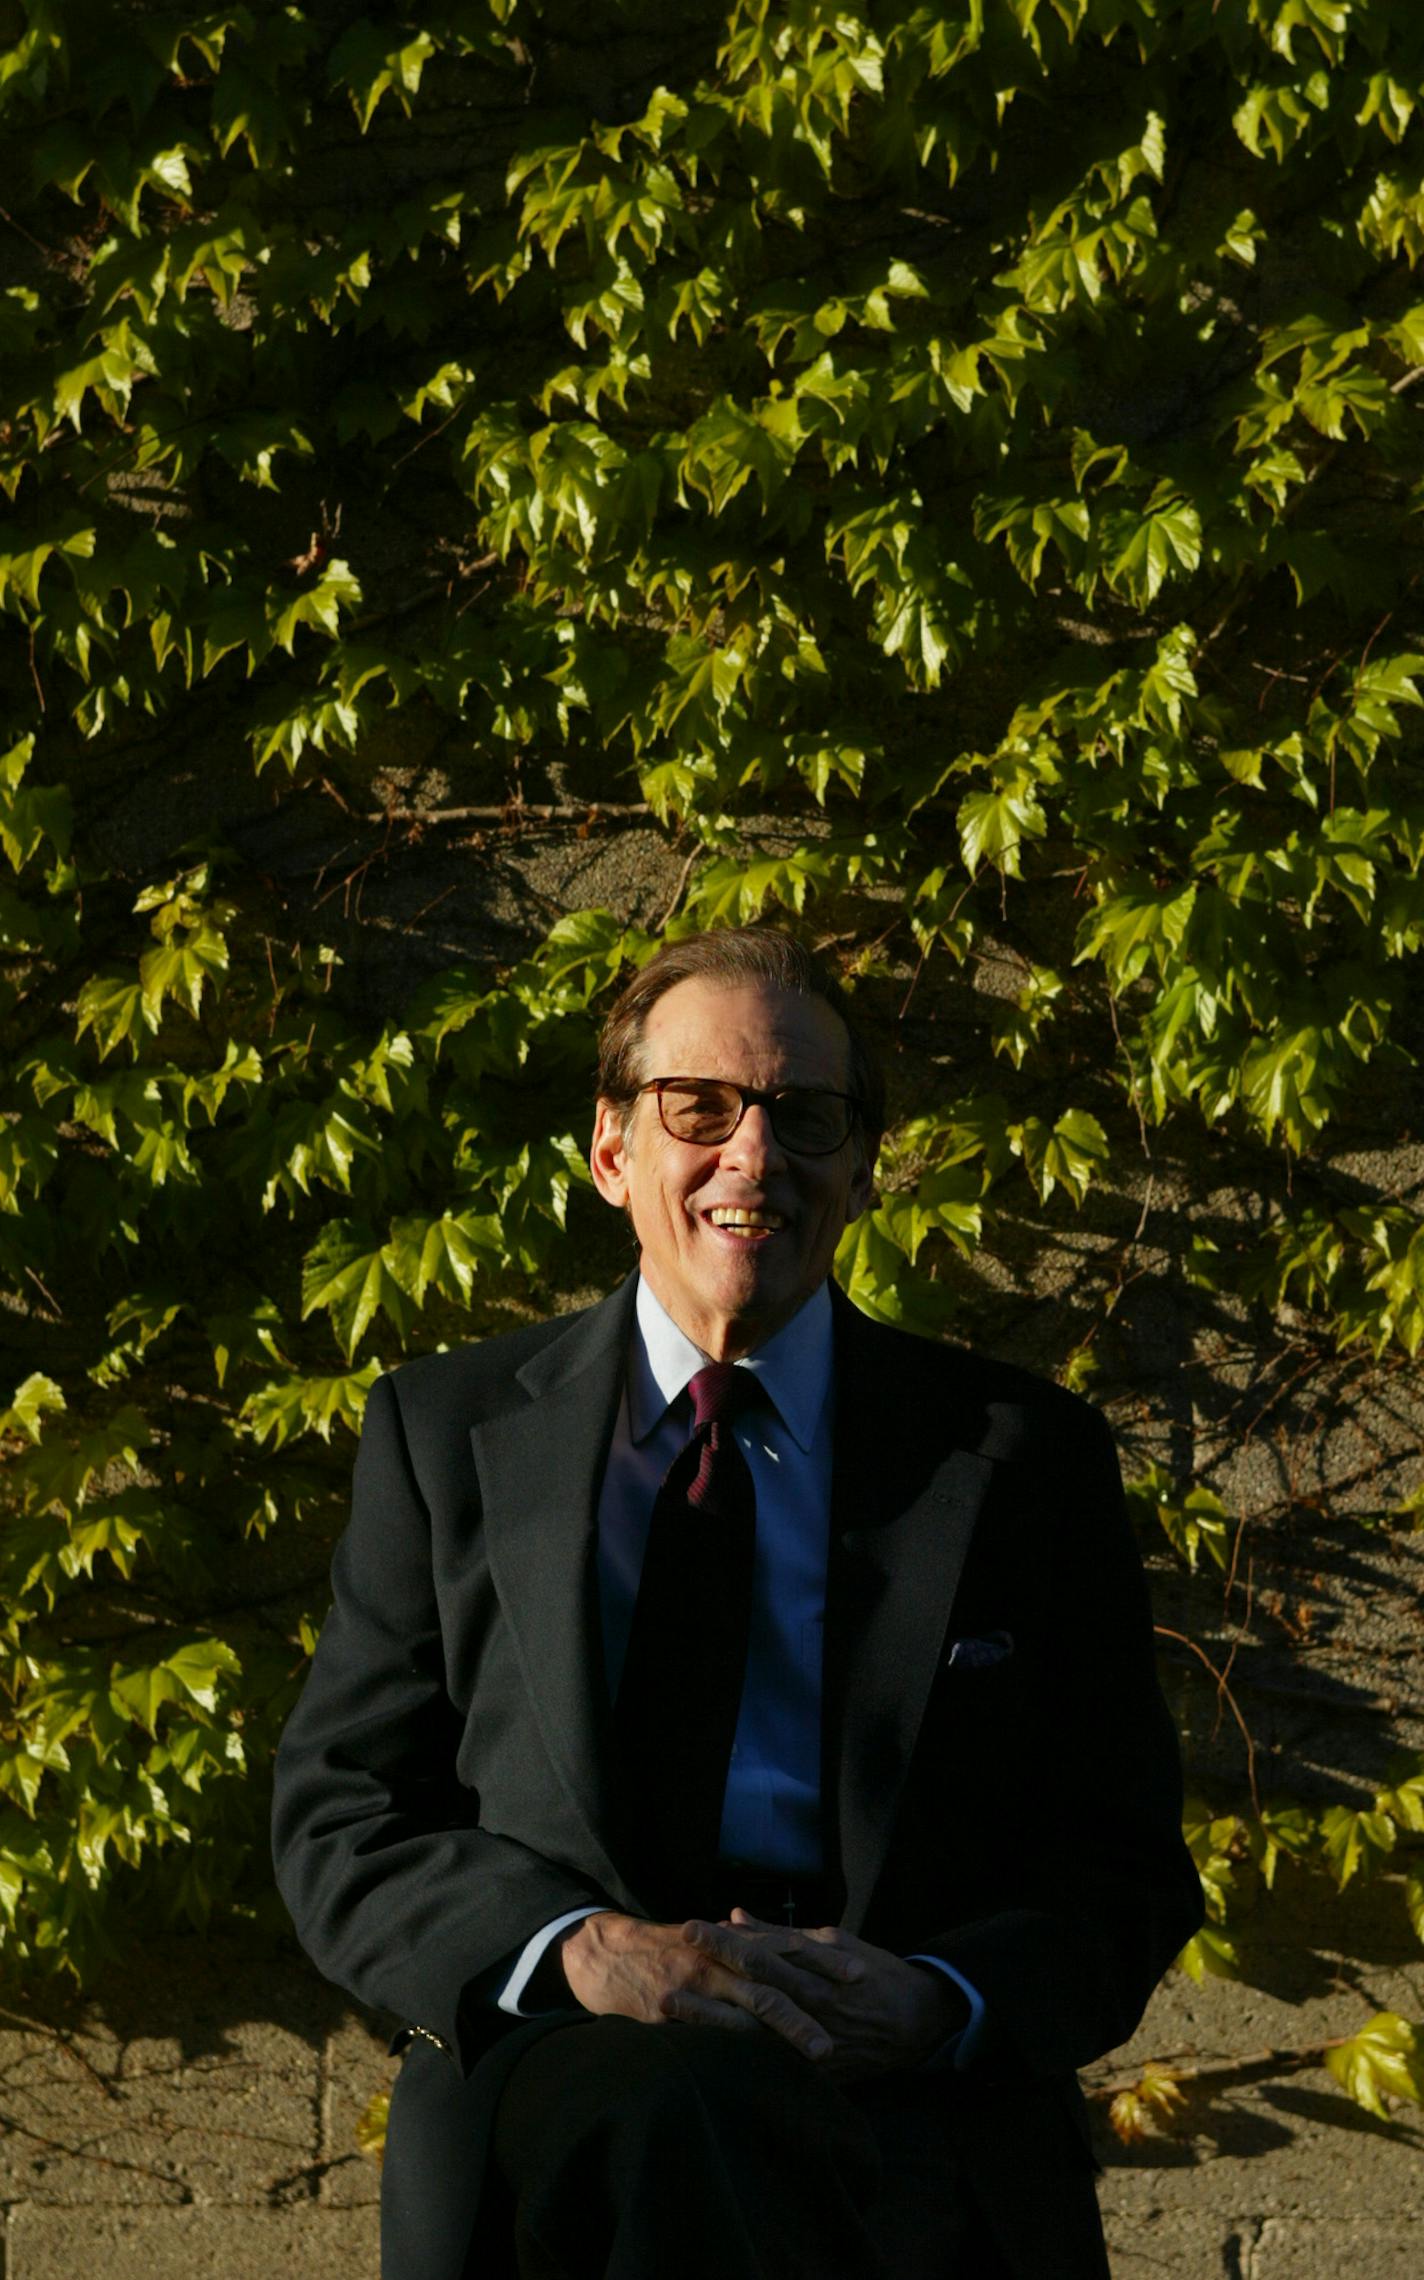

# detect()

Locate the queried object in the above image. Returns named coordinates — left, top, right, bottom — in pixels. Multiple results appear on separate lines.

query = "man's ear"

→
left=589, top=1097, right=632, bottom=1210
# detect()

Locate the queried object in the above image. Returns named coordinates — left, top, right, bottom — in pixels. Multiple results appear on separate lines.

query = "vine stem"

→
left=1085, top=2034, right=1351, bottom=2101
left=365, top=800, right=651, bottom=826
left=653, top=842, right=703, bottom=931
left=0, top=2007, right=118, bottom=2100
left=1154, top=1623, right=1262, bottom=1815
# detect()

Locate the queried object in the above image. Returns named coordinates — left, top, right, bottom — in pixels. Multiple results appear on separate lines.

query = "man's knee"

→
left=494, top=2022, right=886, bottom=2280
left=496, top=2018, right=737, bottom=2178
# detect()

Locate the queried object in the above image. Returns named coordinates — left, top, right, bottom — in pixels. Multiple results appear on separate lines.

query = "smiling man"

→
left=273, top=927, right=1201, bottom=2280
left=588, top=969, right=875, bottom=1357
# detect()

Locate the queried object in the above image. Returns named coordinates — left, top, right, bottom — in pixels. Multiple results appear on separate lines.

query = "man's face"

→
left=589, top=977, right=876, bottom=1360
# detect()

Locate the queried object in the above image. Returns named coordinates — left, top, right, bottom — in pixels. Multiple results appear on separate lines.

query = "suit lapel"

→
left=472, top=1275, right=638, bottom=1892
left=824, top=1295, right=995, bottom=1927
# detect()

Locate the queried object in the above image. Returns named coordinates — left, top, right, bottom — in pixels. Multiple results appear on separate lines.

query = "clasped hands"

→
left=559, top=1909, right=967, bottom=2081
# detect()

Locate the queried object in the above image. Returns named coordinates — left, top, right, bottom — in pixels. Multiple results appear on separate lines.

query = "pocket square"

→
left=946, top=1629, right=1014, bottom=1670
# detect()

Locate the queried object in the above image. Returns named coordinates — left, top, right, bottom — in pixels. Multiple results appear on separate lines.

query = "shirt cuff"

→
left=906, top=1955, right=988, bottom=2071
left=496, top=1907, right=609, bottom=2017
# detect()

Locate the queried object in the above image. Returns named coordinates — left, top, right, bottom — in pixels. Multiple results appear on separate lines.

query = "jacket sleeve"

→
left=270, top=1371, right=611, bottom=2073
left=918, top=1404, right=1204, bottom=2081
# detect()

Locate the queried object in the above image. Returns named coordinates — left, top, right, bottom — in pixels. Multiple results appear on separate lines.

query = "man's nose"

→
left=720, top=1101, right=786, bottom=1177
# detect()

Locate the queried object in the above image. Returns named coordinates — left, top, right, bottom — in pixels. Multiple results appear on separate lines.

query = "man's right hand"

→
left=559, top=1912, right=851, bottom=2063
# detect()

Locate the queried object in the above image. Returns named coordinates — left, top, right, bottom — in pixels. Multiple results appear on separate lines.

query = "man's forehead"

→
left=637, top=977, right=851, bottom=1081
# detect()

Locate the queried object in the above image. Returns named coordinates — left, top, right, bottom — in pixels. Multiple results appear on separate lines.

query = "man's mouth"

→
left=704, top=1207, right=787, bottom=1238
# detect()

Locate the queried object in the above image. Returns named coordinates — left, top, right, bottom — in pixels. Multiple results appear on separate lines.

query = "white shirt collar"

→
left=629, top=1275, right=833, bottom=1455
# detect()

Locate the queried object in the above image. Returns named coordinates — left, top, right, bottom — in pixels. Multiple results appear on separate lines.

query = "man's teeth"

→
left=707, top=1208, right=786, bottom=1230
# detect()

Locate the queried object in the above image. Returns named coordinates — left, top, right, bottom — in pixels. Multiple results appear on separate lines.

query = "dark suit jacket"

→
left=272, top=1275, right=1202, bottom=2276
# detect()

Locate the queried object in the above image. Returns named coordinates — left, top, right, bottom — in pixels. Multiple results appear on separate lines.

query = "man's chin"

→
left=705, top=1269, right=807, bottom=1351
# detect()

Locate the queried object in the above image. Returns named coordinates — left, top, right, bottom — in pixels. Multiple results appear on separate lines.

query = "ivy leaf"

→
left=689, top=850, right=833, bottom=925
left=110, top=1637, right=241, bottom=1734
left=61, top=1505, right=153, bottom=1583
left=149, top=1720, right=245, bottom=1791
left=1076, top=883, right=1196, bottom=988
left=1320, top=1804, right=1396, bottom=1889
left=13, top=1407, right=149, bottom=1516
left=242, top=1363, right=381, bottom=1448
left=0, top=736, right=72, bottom=870
left=834, top=1212, right=957, bottom=1332
left=243, top=1095, right=382, bottom=1208
left=989, top=963, right=1064, bottom=1067
left=301, top=1221, right=418, bottom=1357
left=201, top=580, right=272, bottom=674
left=387, top=1212, right=504, bottom=1307
left=269, top=560, right=362, bottom=654
left=533, top=908, right=653, bottom=998
left=1251, top=1802, right=1317, bottom=1889
left=957, top=772, right=1047, bottom=880
left=1012, top=1109, right=1109, bottom=1206
left=1240, top=1024, right=1333, bottom=1148
left=106, top=1289, right=185, bottom=1356
left=328, top=20, right=437, bottom=131
left=356, top=2087, right=390, bottom=2163
left=680, top=398, right=799, bottom=511
left=876, top=554, right=973, bottom=688
left=1101, top=490, right=1202, bottom=607
left=1325, top=2013, right=1424, bottom=2118
left=1176, top=1924, right=1240, bottom=1982
left=656, top=632, right=748, bottom=740
left=1375, top=1758, right=1424, bottom=1834
left=1107, top=2063, right=1187, bottom=2144
left=76, top=975, right=157, bottom=1059
left=1126, top=1468, right=1232, bottom=1572
left=0, top=1375, right=65, bottom=1445
left=877, top=1162, right=986, bottom=1261
left=51, top=320, right=155, bottom=430
left=0, top=1738, right=70, bottom=1818
left=138, top=919, right=229, bottom=1022
left=160, top=1638, right=243, bottom=1715
left=976, top=491, right=1089, bottom=587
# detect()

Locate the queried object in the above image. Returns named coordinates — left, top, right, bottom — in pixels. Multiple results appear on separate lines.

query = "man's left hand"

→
left=680, top=1910, right=968, bottom=2082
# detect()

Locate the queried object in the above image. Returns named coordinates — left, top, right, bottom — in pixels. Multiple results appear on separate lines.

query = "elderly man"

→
left=272, top=926, right=1201, bottom=2278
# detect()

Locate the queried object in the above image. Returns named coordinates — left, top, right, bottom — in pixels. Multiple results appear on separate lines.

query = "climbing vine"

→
left=3, top=0, right=1424, bottom=2128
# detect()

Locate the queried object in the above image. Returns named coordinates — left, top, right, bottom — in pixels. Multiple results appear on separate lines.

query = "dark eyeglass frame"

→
left=638, top=1077, right=863, bottom=1156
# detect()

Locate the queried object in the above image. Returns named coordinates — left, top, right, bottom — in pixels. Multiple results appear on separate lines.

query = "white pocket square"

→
left=946, top=1630, right=1014, bottom=1670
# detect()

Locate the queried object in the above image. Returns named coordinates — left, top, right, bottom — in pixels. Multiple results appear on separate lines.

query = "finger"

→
left=683, top=1919, right=805, bottom=1983
left=674, top=1965, right=835, bottom=2060
left=785, top=1938, right=862, bottom=1984
left=681, top=1922, right=805, bottom=1994
left=682, top=1918, right=768, bottom=1962
left=659, top=1988, right=761, bottom=2033
left=733, top=1980, right=834, bottom=2060
left=726, top=1912, right=859, bottom=1960
left=726, top=1912, right=844, bottom=1937
left=689, top=1917, right=863, bottom=1987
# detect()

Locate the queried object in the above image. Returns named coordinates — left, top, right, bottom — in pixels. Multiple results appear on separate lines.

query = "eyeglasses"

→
left=639, top=1078, right=862, bottom=1156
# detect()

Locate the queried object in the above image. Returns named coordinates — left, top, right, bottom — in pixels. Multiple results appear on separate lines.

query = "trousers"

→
left=487, top=2018, right=1009, bottom=2280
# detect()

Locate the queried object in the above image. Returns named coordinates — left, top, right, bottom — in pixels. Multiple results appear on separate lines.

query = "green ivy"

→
left=4, top=0, right=1424, bottom=2130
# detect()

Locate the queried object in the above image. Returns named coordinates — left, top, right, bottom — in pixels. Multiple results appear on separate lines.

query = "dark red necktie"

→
left=614, top=1363, right=758, bottom=1907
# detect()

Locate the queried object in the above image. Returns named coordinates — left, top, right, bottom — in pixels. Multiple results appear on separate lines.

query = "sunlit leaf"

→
left=1325, top=2014, right=1424, bottom=2118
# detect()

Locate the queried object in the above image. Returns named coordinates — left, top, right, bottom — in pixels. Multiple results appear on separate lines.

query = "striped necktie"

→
left=614, top=1362, right=759, bottom=1908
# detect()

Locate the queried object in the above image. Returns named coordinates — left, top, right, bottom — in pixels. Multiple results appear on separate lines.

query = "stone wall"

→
left=0, top=1909, right=1419, bottom=2278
